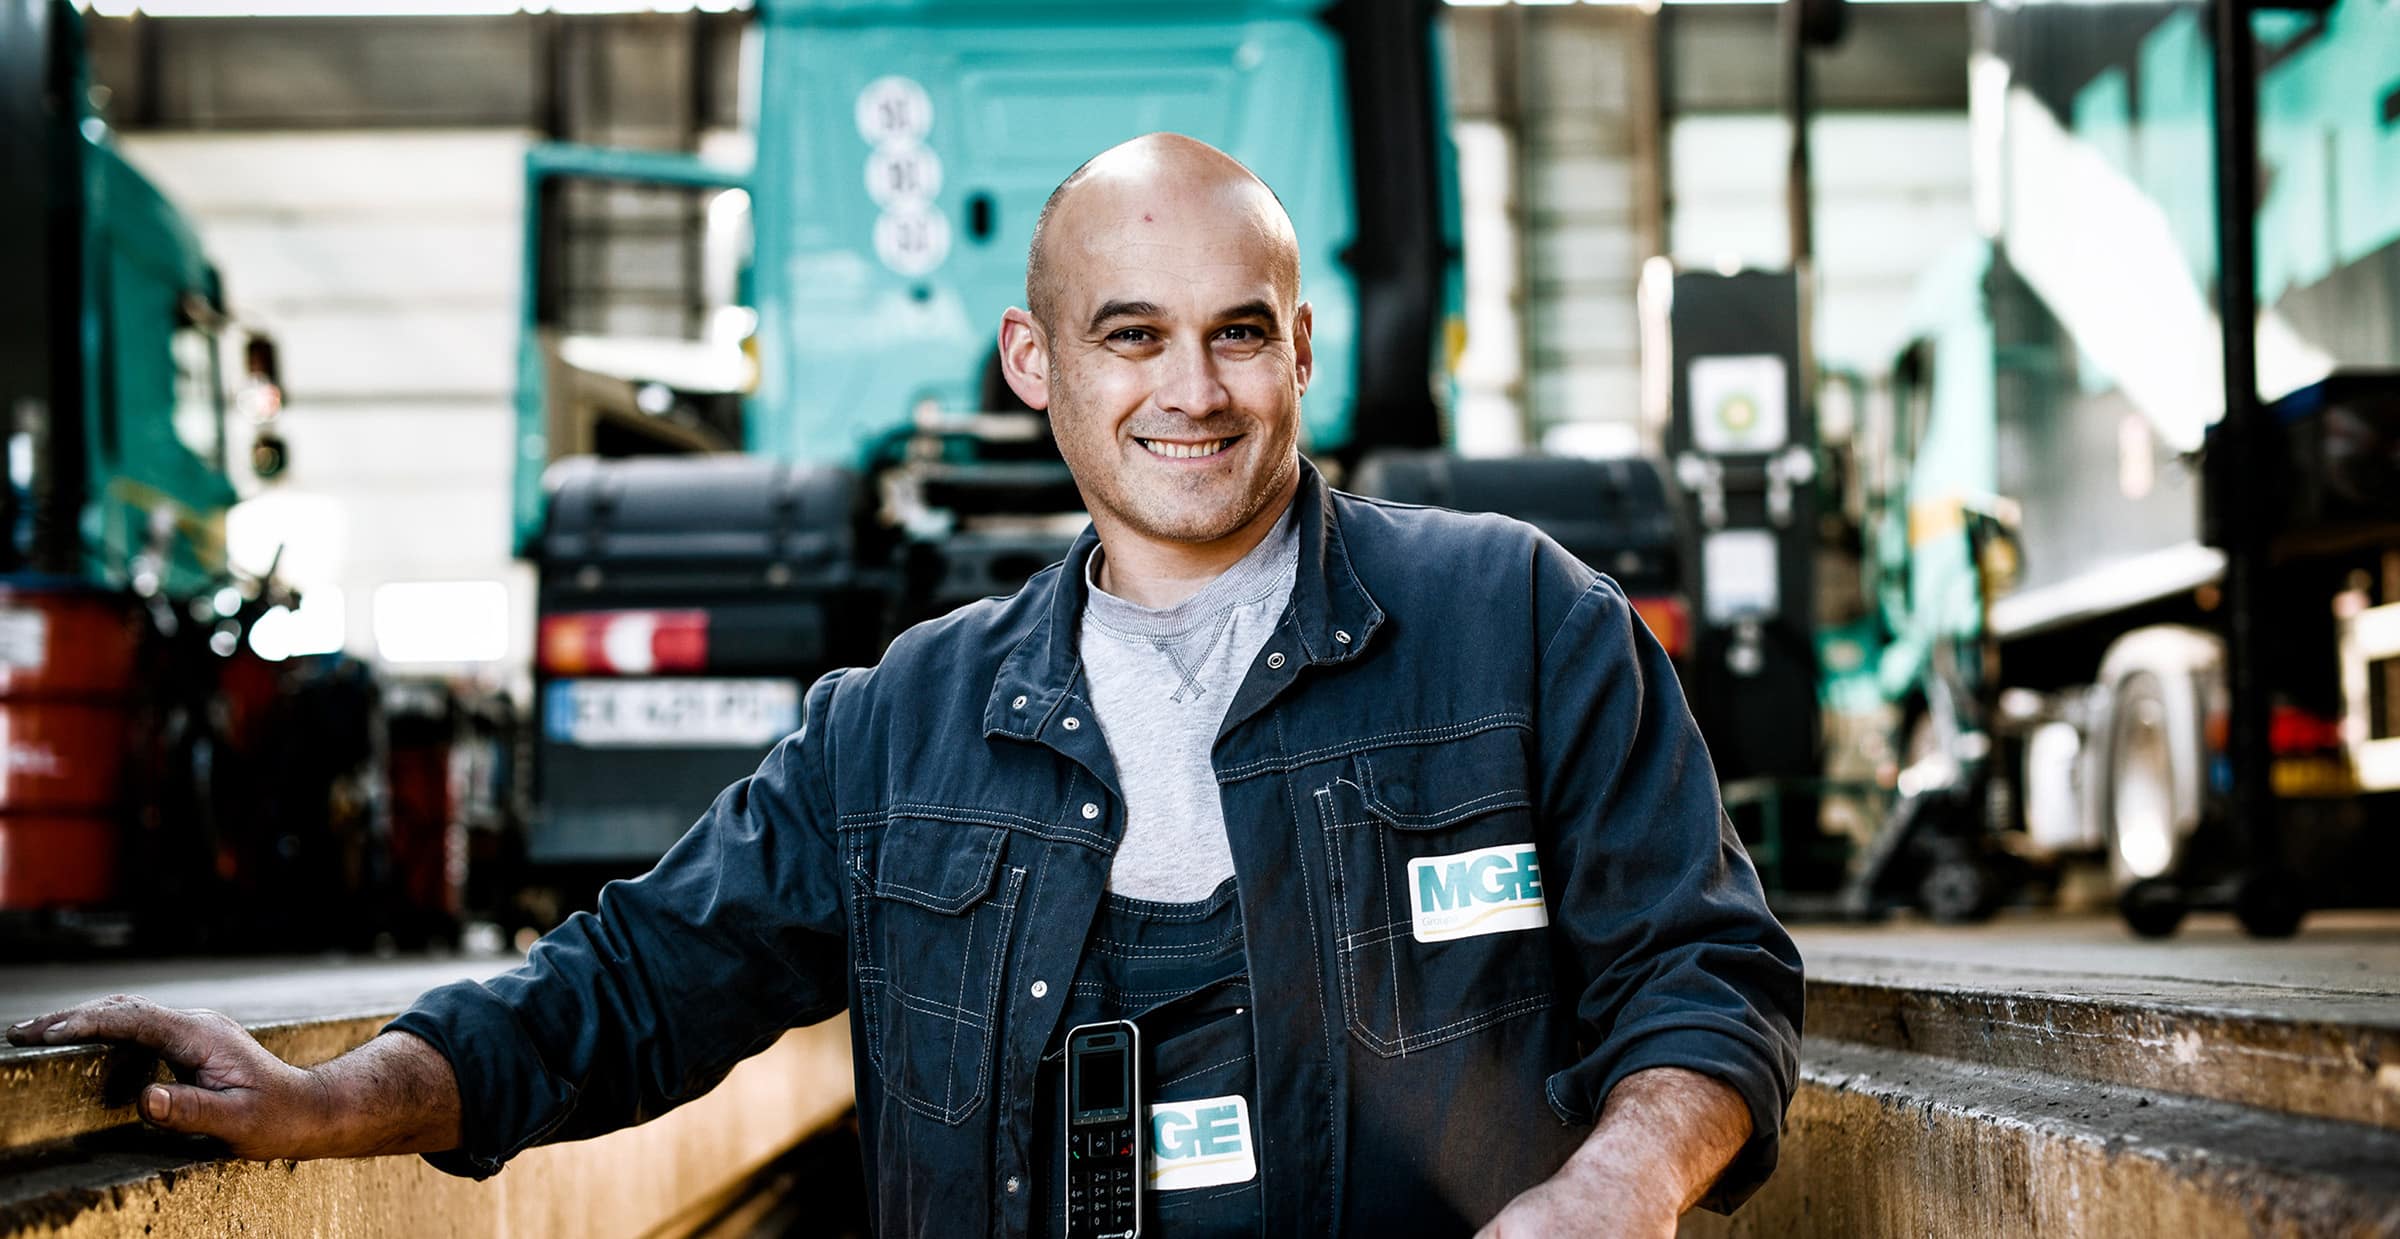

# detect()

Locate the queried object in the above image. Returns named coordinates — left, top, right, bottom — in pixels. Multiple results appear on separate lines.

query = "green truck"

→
left=508, top=0, right=1476, bottom=891
left=0, top=0, right=302, bottom=939
left=1838, top=0, right=2400, bottom=933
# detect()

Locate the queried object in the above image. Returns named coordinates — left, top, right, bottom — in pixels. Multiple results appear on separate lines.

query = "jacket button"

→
left=1062, top=717, right=1080, bottom=731
left=1266, top=652, right=1286, bottom=669
left=1081, top=803, right=1099, bottom=820
left=1012, top=695, right=1028, bottom=709
left=1030, top=980, right=1049, bottom=998
left=1334, top=629, right=1352, bottom=645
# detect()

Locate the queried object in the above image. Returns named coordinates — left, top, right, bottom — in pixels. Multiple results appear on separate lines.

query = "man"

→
left=10, top=134, right=1801, bottom=1237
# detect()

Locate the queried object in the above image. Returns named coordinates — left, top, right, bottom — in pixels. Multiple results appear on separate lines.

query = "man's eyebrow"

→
left=1087, top=299, right=1163, bottom=333
left=1217, top=300, right=1281, bottom=331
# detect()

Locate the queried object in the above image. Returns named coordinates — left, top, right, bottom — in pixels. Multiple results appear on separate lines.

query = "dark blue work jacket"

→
left=392, top=462, right=1804, bottom=1237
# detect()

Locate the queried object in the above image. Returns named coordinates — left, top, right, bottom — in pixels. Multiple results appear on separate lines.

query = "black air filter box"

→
left=1349, top=452, right=1679, bottom=593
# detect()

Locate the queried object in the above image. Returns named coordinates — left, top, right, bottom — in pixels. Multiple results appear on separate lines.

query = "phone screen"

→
left=1072, top=1045, right=1128, bottom=1121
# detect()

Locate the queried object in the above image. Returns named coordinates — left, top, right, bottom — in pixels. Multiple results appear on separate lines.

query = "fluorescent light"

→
left=84, top=0, right=748, bottom=16
left=374, top=580, right=510, bottom=664
left=249, top=588, right=348, bottom=661
left=1442, top=0, right=1973, bottom=5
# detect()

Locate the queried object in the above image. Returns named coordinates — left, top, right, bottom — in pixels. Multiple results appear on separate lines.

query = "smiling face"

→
left=998, top=136, right=1312, bottom=559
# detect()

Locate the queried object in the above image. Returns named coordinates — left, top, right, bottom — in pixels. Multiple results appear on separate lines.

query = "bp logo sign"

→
left=1407, top=843, right=1549, bottom=943
left=1148, top=1095, right=1256, bottom=1190
left=1686, top=353, right=1788, bottom=454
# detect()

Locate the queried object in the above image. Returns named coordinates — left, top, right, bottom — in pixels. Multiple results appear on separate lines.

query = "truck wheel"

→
left=2117, top=878, right=2187, bottom=938
left=2235, top=872, right=2306, bottom=939
left=1919, top=853, right=1997, bottom=924
left=2104, top=671, right=2182, bottom=888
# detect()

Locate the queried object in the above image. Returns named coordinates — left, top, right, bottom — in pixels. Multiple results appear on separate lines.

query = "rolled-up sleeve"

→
left=1532, top=564, right=1803, bottom=1213
left=387, top=669, right=854, bottom=1179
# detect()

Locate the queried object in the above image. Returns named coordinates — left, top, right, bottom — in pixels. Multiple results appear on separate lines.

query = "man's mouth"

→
left=1137, top=436, right=1243, bottom=460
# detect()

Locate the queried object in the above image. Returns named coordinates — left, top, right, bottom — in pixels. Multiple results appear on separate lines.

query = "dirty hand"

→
left=1473, top=1160, right=1681, bottom=1239
left=8, top=994, right=333, bottom=1160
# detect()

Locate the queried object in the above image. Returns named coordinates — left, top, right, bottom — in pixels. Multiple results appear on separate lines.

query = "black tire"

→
left=1919, top=854, right=1997, bottom=924
left=2118, top=878, right=2187, bottom=938
left=2235, top=872, right=2306, bottom=939
left=2104, top=671, right=2184, bottom=890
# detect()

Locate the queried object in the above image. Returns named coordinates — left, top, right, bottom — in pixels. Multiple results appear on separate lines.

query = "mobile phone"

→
left=1062, top=1019, right=1142, bottom=1238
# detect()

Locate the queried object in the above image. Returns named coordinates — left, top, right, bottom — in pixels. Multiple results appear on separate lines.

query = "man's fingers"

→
left=12, top=997, right=239, bottom=1069
left=7, top=1005, right=120, bottom=1046
left=34, top=997, right=170, bottom=1046
left=139, top=1082, right=249, bottom=1139
left=7, top=1012, right=67, bottom=1045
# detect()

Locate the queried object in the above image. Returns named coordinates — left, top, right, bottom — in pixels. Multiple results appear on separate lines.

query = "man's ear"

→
left=997, top=308, right=1052, bottom=411
left=1293, top=301, right=1316, bottom=395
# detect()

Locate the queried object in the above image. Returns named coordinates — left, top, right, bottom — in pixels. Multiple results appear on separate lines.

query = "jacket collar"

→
left=983, top=457, right=1385, bottom=740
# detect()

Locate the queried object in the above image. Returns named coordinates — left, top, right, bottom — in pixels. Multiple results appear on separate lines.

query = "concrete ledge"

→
left=1809, top=976, right=2400, bottom=1131
left=1684, top=1038, right=2400, bottom=1239
left=0, top=1021, right=853, bottom=1239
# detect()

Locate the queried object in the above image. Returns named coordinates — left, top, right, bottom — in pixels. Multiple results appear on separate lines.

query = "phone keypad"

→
left=1066, top=1124, right=1139, bottom=1237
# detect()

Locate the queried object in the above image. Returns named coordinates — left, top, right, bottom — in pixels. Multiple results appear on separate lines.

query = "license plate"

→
left=545, top=678, right=801, bottom=748
left=0, top=609, right=47, bottom=669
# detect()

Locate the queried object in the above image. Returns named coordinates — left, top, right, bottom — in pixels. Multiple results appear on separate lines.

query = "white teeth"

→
left=1140, top=439, right=1227, bottom=460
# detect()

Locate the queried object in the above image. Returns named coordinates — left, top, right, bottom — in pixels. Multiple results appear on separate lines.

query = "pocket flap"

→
left=1356, top=728, right=1533, bottom=831
left=869, top=818, right=1005, bottom=914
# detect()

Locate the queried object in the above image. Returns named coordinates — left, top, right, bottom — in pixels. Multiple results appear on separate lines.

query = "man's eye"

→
left=1109, top=328, right=1154, bottom=344
left=1219, top=325, right=1263, bottom=342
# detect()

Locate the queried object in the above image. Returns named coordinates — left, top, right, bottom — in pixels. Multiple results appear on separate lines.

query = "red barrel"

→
left=0, top=588, right=139, bottom=910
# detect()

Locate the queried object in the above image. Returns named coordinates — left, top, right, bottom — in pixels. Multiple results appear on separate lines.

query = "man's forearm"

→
left=1474, top=1066, right=1755, bottom=1237
left=305, top=1030, right=464, bottom=1159
left=1563, top=1067, right=1753, bottom=1213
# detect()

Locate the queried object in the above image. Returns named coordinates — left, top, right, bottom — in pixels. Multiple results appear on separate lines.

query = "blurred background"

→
left=1, top=0, right=2398, bottom=1230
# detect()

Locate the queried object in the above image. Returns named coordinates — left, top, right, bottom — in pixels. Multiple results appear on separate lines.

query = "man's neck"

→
left=1092, top=476, right=1300, bottom=610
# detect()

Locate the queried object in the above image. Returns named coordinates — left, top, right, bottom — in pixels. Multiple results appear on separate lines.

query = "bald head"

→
left=1024, top=133, right=1301, bottom=331
left=994, top=133, right=1314, bottom=570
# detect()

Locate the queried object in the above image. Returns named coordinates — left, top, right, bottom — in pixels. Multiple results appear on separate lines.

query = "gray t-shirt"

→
left=1079, top=503, right=1300, bottom=901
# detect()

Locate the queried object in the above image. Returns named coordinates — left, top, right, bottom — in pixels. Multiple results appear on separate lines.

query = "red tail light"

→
left=2269, top=705, right=2344, bottom=755
left=538, top=610, right=709, bottom=677
left=1628, top=594, right=1692, bottom=660
left=2208, top=705, right=2347, bottom=755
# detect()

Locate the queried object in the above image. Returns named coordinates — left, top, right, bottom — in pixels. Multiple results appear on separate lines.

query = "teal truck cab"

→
left=510, top=0, right=1478, bottom=892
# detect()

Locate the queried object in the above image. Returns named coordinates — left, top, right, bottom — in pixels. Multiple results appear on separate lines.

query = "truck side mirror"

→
left=245, top=334, right=281, bottom=390
left=242, top=331, right=289, bottom=479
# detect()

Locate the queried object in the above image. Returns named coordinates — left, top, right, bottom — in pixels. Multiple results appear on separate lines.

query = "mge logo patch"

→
left=1406, top=843, right=1548, bottom=943
left=1147, top=1095, right=1256, bottom=1191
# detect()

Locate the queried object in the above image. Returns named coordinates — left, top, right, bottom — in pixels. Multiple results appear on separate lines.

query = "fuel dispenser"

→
left=1642, top=266, right=1847, bottom=904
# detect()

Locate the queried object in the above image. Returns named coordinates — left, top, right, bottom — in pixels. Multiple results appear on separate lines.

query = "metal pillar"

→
left=1780, top=0, right=1815, bottom=268
left=2205, top=0, right=2288, bottom=923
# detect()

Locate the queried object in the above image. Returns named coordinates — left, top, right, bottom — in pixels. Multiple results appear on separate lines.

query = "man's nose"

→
left=1154, top=337, right=1231, bottom=419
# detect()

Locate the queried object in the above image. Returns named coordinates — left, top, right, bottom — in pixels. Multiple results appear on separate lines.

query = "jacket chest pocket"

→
left=848, top=817, right=1024, bottom=1124
left=1315, top=726, right=1555, bottom=1057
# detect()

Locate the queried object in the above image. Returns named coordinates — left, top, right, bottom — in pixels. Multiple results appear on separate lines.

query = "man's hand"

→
left=8, top=995, right=332, bottom=1159
left=1474, top=1067, right=1753, bottom=1239
left=7, top=995, right=462, bottom=1161
left=1475, top=1155, right=1683, bottom=1239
